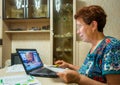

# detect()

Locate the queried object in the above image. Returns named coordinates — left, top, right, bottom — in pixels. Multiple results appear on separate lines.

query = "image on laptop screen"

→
left=17, top=50, right=43, bottom=71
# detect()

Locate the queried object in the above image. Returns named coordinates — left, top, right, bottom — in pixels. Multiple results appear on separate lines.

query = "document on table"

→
left=6, top=64, right=25, bottom=72
left=0, top=75, right=41, bottom=85
left=44, top=64, right=67, bottom=72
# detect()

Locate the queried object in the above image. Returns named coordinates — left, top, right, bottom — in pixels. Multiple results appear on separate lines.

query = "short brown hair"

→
left=74, top=5, right=107, bottom=32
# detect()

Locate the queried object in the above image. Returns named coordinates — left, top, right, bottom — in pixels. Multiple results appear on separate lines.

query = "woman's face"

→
left=76, top=18, right=93, bottom=42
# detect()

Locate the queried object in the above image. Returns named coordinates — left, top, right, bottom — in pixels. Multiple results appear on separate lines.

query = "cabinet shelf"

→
left=5, top=30, right=50, bottom=34
left=3, top=18, right=50, bottom=33
left=56, top=48, right=72, bottom=52
left=54, top=36, right=73, bottom=38
left=4, top=18, right=50, bottom=22
left=54, top=33, right=73, bottom=38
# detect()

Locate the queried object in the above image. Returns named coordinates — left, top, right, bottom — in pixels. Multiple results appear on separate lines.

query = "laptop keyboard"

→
left=30, top=67, right=58, bottom=78
left=34, top=67, right=53, bottom=73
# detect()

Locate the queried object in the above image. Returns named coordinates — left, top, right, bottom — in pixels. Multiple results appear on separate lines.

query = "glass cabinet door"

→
left=3, top=0, right=25, bottom=19
left=3, top=0, right=49, bottom=19
left=53, top=0, right=73, bottom=64
left=28, top=0, right=49, bottom=18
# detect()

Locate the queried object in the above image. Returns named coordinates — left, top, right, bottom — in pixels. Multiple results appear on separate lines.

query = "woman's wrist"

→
left=66, top=63, right=71, bottom=69
left=67, top=63, right=79, bottom=70
left=77, top=74, right=81, bottom=84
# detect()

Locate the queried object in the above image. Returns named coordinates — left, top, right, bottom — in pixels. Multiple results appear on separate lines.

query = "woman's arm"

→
left=106, top=74, right=120, bottom=85
left=57, top=70, right=120, bottom=85
left=79, top=74, right=120, bottom=85
left=55, top=60, right=79, bottom=70
left=67, top=63, right=80, bottom=71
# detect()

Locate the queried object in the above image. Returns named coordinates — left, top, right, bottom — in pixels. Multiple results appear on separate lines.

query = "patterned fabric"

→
left=78, top=36, right=120, bottom=83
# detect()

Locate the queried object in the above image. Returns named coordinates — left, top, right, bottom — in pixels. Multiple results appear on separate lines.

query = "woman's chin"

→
left=81, top=38, right=89, bottom=42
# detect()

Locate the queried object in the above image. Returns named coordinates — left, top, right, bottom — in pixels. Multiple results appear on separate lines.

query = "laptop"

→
left=16, top=49, right=58, bottom=78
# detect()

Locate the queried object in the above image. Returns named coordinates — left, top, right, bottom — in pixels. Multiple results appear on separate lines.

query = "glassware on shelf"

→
left=54, top=32, right=73, bottom=38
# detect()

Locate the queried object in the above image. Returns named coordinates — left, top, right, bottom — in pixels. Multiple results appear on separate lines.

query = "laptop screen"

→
left=16, top=49, right=43, bottom=71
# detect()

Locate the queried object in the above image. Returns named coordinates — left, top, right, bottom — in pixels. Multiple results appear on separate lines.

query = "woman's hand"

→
left=57, top=70, right=81, bottom=84
left=55, top=60, right=69, bottom=68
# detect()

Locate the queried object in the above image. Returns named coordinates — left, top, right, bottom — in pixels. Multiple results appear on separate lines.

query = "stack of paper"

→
left=6, top=64, right=24, bottom=73
left=0, top=75, right=41, bottom=85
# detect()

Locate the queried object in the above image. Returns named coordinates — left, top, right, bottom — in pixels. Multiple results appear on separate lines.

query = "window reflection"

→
left=55, top=0, right=61, bottom=13
left=15, top=0, right=22, bottom=9
left=34, top=0, right=41, bottom=10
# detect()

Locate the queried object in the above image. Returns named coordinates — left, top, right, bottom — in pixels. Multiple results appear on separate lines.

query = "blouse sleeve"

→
left=102, top=40, right=120, bottom=75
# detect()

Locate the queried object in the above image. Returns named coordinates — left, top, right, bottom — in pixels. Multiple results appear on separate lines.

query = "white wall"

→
left=76, top=0, right=120, bottom=66
left=12, top=34, right=51, bottom=65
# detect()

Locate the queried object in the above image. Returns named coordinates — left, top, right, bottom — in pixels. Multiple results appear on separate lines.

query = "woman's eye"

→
left=77, top=24, right=82, bottom=30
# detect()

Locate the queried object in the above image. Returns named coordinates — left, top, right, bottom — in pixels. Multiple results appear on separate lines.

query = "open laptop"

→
left=16, top=49, right=58, bottom=78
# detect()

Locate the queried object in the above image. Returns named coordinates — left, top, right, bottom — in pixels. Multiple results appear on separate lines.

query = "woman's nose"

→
left=77, top=29, right=80, bottom=34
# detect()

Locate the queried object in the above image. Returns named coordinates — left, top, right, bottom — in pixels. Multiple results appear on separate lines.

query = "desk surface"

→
left=0, top=67, right=77, bottom=85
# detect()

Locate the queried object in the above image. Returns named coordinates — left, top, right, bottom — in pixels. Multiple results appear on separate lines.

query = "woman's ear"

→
left=91, top=21, right=98, bottom=32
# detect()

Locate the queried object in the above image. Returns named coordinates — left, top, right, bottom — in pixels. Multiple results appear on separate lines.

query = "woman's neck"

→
left=90, top=33, right=105, bottom=53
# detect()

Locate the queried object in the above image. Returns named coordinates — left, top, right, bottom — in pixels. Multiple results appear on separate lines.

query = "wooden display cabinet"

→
left=2, top=0, right=77, bottom=67
left=2, top=0, right=50, bottom=67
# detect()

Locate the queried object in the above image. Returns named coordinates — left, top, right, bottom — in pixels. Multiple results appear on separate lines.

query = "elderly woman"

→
left=55, top=5, right=120, bottom=85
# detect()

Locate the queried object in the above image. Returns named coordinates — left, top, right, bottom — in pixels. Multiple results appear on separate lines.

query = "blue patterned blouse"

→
left=78, top=36, right=120, bottom=83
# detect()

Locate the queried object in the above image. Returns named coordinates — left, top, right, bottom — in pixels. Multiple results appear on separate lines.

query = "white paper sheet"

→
left=44, top=64, right=67, bottom=72
left=0, top=75, right=41, bottom=85
left=6, top=64, right=24, bottom=72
